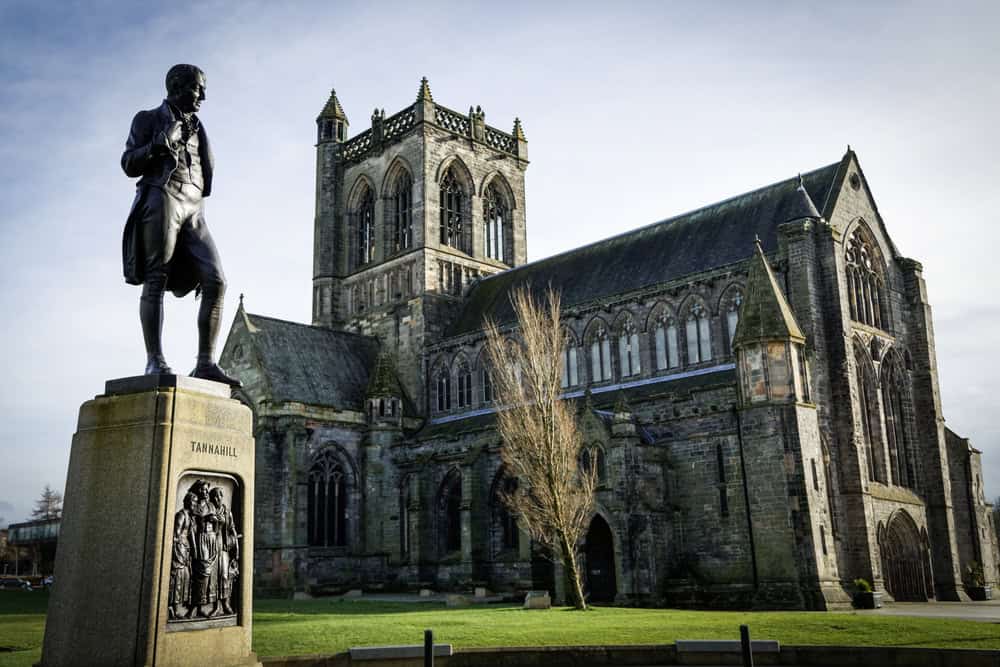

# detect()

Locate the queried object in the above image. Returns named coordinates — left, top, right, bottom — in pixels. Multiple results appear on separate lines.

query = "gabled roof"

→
left=732, top=241, right=805, bottom=346
left=239, top=311, right=377, bottom=410
left=447, top=158, right=842, bottom=337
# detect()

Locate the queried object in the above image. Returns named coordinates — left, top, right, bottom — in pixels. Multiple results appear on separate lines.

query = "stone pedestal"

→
left=41, top=375, right=260, bottom=667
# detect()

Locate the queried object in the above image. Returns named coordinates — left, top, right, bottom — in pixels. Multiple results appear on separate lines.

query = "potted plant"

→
left=852, top=578, right=882, bottom=609
left=966, top=562, right=992, bottom=601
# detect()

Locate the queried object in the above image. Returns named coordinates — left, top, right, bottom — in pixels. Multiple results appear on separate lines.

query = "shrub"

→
left=853, top=578, right=873, bottom=593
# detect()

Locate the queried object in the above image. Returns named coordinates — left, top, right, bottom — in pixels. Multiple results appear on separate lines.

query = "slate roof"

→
left=731, top=241, right=806, bottom=345
left=241, top=312, right=378, bottom=410
left=447, top=159, right=843, bottom=337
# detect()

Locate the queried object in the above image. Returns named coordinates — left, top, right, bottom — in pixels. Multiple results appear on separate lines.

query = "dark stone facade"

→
left=219, top=80, right=998, bottom=608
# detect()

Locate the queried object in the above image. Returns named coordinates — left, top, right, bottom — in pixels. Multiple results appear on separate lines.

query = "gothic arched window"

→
left=685, top=303, right=712, bottom=364
left=392, top=173, right=413, bottom=253
left=494, top=476, right=519, bottom=553
left=439, top=470, right=462, bottom=554
left=588, top=324, right=612, bottom=382
left=882, top=355, right=915, bottom=489
left=855, top=346, right=887, bottom=484
left=354, top=186, right=376, bottom=269
left=720, top=287, right=744, bottom=355
left=308, top=450, right=348, bottom=547
left=845, top=224, right=889, bottom=330
left=561, top=331, right=580, bottom=388
left=435, top=366, right=451, bottom=412
left=483, top=183, right=509, bottom=263
left=480, top=364, right=494, bottom=404
left=653, top=312, right=680, bottom=370
left=617, top=317, right=641, bottom=378
left=439, top=167, right=470, bottom=253
left=456, top=360, right=473, bottom=408
left=581, top=445, right=607, bottom=484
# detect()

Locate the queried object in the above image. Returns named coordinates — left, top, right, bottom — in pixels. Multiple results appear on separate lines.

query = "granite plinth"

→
left=40, top=377, right=260, bottom=667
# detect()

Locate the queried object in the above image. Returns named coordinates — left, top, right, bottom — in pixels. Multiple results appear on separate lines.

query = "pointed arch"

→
left=431, top=356, right=452, bottom=413
left=613, top=310, right=641, bottom=378
left=437, top=157, right=473, bottom=254
left=881, top=509, right=929, bottom=600
left=844, top=218, right=891, bottom=331
left=647, top=301, right=681, bottom=371
left=306, top=446, right=358, bottom=548
left=437, top=467, right=463, bottom=556
left=453, top=351, right=474, bottom=408
left=718, top=282, right=746, bottom=355
left=584, top=315, right=613, bottom=383
left=381, top=155, right=415, bottom=256
left=478, top=170, right=518, bottom=207
left=679, top=294, right=713, bottom=365
left=881, top=348, right=915, bottom=488
left=489, top=467, right=520, bottom=556
left=560, top=325, right=581, bottom=388
left=854, top=339, right=887, bottom=484
left=475, top=347, right=495, bottom=404
left=482, top=174, right=514, bottom=264
left=347, top=175, right=377, bottom=270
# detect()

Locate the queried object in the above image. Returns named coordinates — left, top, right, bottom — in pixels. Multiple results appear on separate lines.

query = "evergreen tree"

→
left=32, top=485, right=63, bottom=520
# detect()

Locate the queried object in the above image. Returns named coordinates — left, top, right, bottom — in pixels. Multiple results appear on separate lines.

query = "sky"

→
left=1, top=0, right=998, bottom=525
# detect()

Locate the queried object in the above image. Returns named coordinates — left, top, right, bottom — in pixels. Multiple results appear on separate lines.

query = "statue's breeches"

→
left=137, top=181, right=224, bottom=289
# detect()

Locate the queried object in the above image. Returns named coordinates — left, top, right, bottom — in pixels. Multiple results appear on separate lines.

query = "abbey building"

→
left=220, top=79, right=998, bottom=608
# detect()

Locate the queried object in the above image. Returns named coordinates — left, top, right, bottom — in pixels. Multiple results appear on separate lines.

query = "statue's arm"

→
left=120, top=111, right=164, bottom=178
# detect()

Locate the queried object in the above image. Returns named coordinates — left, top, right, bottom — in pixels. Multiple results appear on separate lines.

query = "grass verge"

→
left=3, top=594, right=1000, bottom=667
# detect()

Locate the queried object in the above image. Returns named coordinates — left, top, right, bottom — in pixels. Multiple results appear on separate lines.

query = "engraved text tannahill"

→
left=190, top=440, right=238, bottom=457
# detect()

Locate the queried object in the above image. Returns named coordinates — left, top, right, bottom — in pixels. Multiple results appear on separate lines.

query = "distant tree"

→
left=483, top=286, right=596, bottom=610
left=32, top=485, right=63, bottom=520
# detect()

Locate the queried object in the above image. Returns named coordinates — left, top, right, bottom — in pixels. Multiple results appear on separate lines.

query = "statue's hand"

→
left=166, top=120, right=183, bottom=146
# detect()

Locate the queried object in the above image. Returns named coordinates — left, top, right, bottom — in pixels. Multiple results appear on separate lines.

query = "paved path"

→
left=853, top=600, right=1000, bottom=622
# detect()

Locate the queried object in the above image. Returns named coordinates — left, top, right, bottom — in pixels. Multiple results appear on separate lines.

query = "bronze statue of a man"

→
left=121, top=64, right=240, bottom=386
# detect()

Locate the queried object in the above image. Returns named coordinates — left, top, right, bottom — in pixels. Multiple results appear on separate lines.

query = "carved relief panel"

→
left=167, top=472, right=242, bottom=631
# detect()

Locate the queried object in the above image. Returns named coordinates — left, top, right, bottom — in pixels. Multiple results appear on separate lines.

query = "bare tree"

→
left=32, top=485, right=63, bottom=521
left=484, top=286, right=596, bottom=610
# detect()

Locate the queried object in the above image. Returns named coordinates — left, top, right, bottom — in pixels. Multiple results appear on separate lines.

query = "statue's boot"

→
left=140, top=274, right=173, bottom=375
left=188, top=278, right=242, bottom=387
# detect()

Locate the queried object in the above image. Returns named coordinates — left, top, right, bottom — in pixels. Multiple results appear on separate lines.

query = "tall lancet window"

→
left=720, top=288, right=744, bottom=355
left=392, top=173, right=413, bottom=253
left=617, top=318, right=641, bottom=377
left=685, top=303, right=712, bottom=364
left=561, top=332, right=579, bottom=388
left=307, top=450, right=348, bottom=547
left=589, top=325, right=612, bottom=382
left=355, top=186, right=376, bottom=268
left=654, top=313, right=680, bottom=370
left=483, top=183, right=509, bottom=263
left=439, top=167, right=470, bottom=253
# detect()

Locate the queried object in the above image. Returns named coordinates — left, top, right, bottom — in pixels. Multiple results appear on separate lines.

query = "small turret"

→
left=733, top=240, right=811, bottom=405
left=366, top=349, right=405, bottom=426
left=784, top=174, right=821, bottom=222
left=317, top=88, right=349, bottom=143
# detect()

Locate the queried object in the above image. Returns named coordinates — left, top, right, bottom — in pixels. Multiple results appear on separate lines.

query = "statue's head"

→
left=165, top=64, right=206, bottom=113
left=210, top=487, right=225, bottom=504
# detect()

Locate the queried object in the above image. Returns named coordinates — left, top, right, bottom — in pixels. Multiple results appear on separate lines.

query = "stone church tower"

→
left=310, top=79, right=529, bottom=409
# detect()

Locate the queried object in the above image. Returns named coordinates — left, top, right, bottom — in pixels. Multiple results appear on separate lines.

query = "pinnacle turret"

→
left=416, top=76, right=434, bottom=103
left=317, top=88, right=347, bottom=122
left=512, top=117, right=526, bottom=141
left=784, top=174, right=821, bottom=222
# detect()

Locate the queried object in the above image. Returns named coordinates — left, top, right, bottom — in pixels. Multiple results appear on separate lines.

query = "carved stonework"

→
left=167, top=473, right=241, bottom=631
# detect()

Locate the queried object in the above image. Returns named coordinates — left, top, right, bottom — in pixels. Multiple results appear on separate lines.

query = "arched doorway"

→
left=585, top=515, right=617, bottom=603
left=881, top=511, right=930, bottom=601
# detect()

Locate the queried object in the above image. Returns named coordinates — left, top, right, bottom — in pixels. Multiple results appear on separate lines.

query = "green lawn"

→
left=4, top=593, right=1000, bottom=667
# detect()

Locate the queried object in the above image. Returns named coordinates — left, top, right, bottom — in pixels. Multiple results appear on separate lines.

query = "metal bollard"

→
left=740, top=624, right=754, bottom=667
left=424, top=628, right=434, bottom=667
